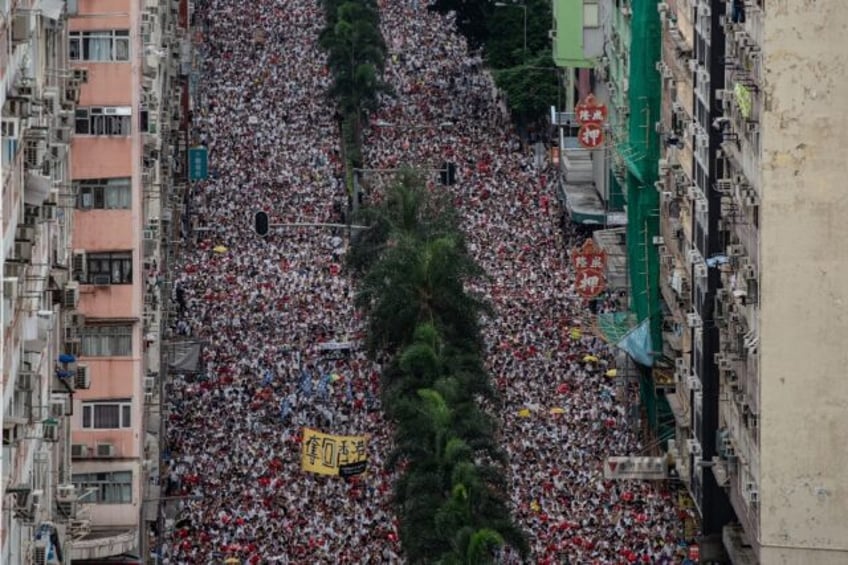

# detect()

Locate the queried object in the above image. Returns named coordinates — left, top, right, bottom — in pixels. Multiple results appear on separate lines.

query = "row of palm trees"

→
left=319, top=0, right=391, bottom=178
left=348, top=171, right=529, bottom=564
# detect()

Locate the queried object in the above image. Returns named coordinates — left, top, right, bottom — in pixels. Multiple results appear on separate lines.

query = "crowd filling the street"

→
left=162, top=0, right=694, bottom=563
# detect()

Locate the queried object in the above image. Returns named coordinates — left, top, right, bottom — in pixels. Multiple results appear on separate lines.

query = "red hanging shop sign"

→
left=575, top=94, right=608, bottom=149
left=571, top=239, right=608, bottom=299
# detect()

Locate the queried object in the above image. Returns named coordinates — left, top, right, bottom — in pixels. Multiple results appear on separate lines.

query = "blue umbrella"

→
left=58, top=354, right=76, bottom=364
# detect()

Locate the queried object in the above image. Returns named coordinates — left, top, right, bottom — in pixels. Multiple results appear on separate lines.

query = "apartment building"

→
left=656, top=0, right=697, bottom=495
left=66, top=0, right=181, bottom=561
left=2, top=0, right=81, bottom=563
left=656, top=0, right=735, bottom=557
left=655, top=0, right=848, bottom=563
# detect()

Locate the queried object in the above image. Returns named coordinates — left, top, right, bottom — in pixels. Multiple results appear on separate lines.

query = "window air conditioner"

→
left=96, top=443, right=115, bottom=457
left=686, top=312, right=702, bottom=328
left=74, top=365, right=90, bottom=390
left=63, top=282, right=80, bottom=309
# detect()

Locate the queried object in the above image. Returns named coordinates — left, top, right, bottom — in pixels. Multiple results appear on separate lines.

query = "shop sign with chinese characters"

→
left=603, top=456, right=668, bottom=480
left=578, top=122, right=604, bottom=149
left=571, top=238, right=607, bottom=271
left=571, top=239, right=607, bottom=299
left=575, top=93, right=608, bottom=124
left=575, top=269, right=605, bottom=299
left=575, top=94, right=607, bottom=149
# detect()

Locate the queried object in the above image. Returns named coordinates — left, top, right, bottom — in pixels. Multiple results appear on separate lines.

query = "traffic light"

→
left=254, top=211, right=269, bottom=237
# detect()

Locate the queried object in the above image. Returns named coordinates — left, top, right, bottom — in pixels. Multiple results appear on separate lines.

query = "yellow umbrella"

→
left=212, top=245, right=228, bottom=253
left=605, top=369, right=618, bottom=378
left=517, top=408, right=531, bottom=418
left=569, top=328, right=583, bottom=340
left=549, top=407, right=565, bottom=415
left=224, top=559, right=240, bottom=564
left=530, top=500, right=541, bottom=513
left=583, top=354, right=599, bottom=363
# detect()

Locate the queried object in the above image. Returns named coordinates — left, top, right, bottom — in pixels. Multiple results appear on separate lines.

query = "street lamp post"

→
left=495, top=1, right=527, bottom=63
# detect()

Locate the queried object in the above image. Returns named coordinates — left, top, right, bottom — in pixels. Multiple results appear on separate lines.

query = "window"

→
left=77, top=178, right=132, bottom=209
left=584, top=1, right=600, bottom=27
left=75, top=107, right=132, bottom=136
left=73, top=471, right=133, bottom=504
left=2, top=119, right=19, bottom=166
left=82, top=400, right=132, bottom=429
left=79, top=251, right=133, bottom=284
left=80, top=324, right=133, bottom=356
left=69, top=30, right=130, bottom=61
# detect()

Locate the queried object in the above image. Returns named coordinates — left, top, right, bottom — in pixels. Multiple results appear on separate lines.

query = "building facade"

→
left=655, top=0, right=848, bottom=563
left=65, top=0, right=180, bottom=560
left=1, top=0, right=82, bottom=562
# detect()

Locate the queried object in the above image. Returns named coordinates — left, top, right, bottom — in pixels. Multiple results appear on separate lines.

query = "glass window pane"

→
left=104, top=186, right=120, bottom=208
left=121, top=405, right=131, bottom=427
left=584, top=2, right=600, bottom=27
left=94, top=187, right=105, bottom=208
left=69, top=38, right=80, bottom=60
left=115, top=38, right=129, bottom=61
left=82, top=405, right=91, bottom=428
left=119, top=185, right=132, bottom=208
left=80, top=187, right=93, bottom=208
left=94, top=404, right=119, bottom=428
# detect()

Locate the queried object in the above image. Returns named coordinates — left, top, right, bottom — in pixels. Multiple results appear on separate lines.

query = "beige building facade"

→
left=755, top=1, right=848, bottom=563
left=657, top=0, right=848, bottom=563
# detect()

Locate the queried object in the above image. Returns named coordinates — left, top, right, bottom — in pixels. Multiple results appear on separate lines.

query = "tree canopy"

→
left=348, top=171, right=528, bottom=563
left=429, top=0, right=559, bottom=126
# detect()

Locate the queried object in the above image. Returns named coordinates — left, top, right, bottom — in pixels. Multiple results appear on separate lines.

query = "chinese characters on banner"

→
left=571, top=239, right=607, bottom=299
left=575, top=94, right=607, bottom=150
left=301, top=428, right=368, bottom=477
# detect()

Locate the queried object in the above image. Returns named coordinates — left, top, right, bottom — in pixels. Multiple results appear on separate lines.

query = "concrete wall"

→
left=759, top=2, right=848, bottom=562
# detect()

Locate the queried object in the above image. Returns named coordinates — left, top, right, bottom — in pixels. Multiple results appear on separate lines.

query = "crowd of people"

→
left=162, top=0, right=694, bottom=563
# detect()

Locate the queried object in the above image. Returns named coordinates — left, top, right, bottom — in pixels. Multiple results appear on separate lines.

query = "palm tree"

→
left=389, top=388, right=528, bottom=563
left=319, top=1, right=389, bottom=157
left=347, top=168, right=460, bottom=275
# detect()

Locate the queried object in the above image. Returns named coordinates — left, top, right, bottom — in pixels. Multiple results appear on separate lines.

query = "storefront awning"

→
left=558, top=180, right=607, bottom=225
left=70, top=530, right=137, bottom=561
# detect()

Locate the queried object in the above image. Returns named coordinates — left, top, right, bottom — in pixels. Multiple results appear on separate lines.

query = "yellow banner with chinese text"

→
left=300, top=428, right=369, bottom=476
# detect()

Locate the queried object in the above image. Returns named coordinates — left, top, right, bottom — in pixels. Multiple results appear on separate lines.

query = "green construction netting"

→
left=625, top=0, right=670, bottom=437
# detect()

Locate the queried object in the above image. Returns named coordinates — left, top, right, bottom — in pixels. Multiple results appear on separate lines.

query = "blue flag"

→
left=263, top=371, right=274, bottom=387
